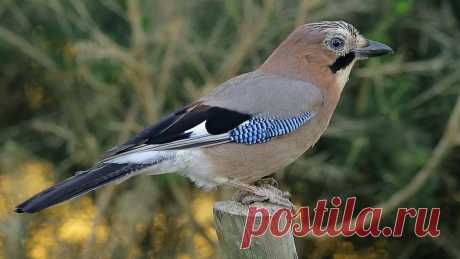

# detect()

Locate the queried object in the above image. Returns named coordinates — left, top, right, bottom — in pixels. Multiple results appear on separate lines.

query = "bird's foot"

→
left=255, top=177, right=279, bottom=188
left=232, top=184, right=294, bottom=210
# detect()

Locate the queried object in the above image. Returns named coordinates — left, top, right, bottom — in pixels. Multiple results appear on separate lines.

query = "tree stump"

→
left=213, top=201, right=298, bottom=259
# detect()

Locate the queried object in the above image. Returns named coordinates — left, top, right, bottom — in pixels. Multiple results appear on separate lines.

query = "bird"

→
left=15, top=21, right=392, bottom=213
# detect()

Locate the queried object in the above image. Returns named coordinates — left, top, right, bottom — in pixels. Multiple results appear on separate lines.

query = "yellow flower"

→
left=27, top=225, right=55, bottom=259
left=0, top=160, right=53, bottom=218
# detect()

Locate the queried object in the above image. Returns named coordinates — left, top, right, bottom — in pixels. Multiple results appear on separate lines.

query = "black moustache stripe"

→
left=329, top=52, right=355, bottom=73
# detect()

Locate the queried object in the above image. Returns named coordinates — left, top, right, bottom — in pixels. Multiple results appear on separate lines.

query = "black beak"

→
left=353, top=40, right=393, bottom=58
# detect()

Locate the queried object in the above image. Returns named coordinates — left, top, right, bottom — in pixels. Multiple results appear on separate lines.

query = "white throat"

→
left=335, top=60, right=357, bottom=92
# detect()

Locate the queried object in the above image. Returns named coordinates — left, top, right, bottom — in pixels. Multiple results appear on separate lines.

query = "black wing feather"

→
left=206, top=107, right=250, bottom=134
left=103, top=103, right=250, bottom=159
left=15, top=163, right=154, bottom=213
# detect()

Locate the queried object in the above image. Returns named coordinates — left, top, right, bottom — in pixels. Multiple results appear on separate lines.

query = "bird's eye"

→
left=329, top=37, right=345, bottom=50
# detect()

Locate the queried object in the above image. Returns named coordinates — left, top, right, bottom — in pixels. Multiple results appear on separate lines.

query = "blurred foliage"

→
left=1, top=0, right=460, bottom=258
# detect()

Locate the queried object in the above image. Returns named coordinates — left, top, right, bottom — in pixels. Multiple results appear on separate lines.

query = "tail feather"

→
left=15, top=163, right=153, bottom=213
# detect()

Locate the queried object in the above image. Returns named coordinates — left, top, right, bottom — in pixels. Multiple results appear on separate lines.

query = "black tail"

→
left=15, top=163, right=149, bottom=213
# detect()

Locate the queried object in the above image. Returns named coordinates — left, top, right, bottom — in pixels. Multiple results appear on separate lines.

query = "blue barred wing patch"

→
left=229, top=112, right=315, bottom=144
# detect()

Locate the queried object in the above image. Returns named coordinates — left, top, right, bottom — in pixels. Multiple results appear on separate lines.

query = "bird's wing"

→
left=101, top=71, right=323, bottom=162
left=100, top=102, right=250, bottom=161
left=201, top=70, right=324, bottom=119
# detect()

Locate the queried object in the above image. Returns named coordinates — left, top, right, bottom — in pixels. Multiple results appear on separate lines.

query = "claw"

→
left=255, top=177, right=279, bottom=188
left=232, top=185, right=295, bottom=210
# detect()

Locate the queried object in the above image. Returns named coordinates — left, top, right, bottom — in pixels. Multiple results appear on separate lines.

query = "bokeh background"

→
left=1, top=0, right=460, bottom=258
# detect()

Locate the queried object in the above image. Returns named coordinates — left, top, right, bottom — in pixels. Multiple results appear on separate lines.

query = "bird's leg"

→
left=227, top=179, right=294, bottom=210
left=255, top=177, right=280, bottom=188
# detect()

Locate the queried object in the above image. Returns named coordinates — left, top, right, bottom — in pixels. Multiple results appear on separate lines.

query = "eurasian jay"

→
left=16, top=21, right=392, bottom=213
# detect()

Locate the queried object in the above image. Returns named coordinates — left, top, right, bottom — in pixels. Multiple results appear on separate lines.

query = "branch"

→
left=355, top=56, right=448, bottom=78
left=127, top=0, right=157, bottom=122
left=169, top=182, right=218, bottom=251
left=377, top=92, right=460, bottom=217
left=217, top=0, right=275, bottom=80
left=0, top=26, right=57, bottom=71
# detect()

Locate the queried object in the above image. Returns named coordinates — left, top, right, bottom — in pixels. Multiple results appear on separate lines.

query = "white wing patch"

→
left=185, top=121, right=210, bottom=137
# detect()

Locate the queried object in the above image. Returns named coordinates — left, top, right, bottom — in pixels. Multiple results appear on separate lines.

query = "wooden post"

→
left=213, top=201, right=298, bottom=259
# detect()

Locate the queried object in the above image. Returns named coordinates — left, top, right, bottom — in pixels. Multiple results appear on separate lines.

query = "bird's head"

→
left=260, top=21, right=393, bottom=92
